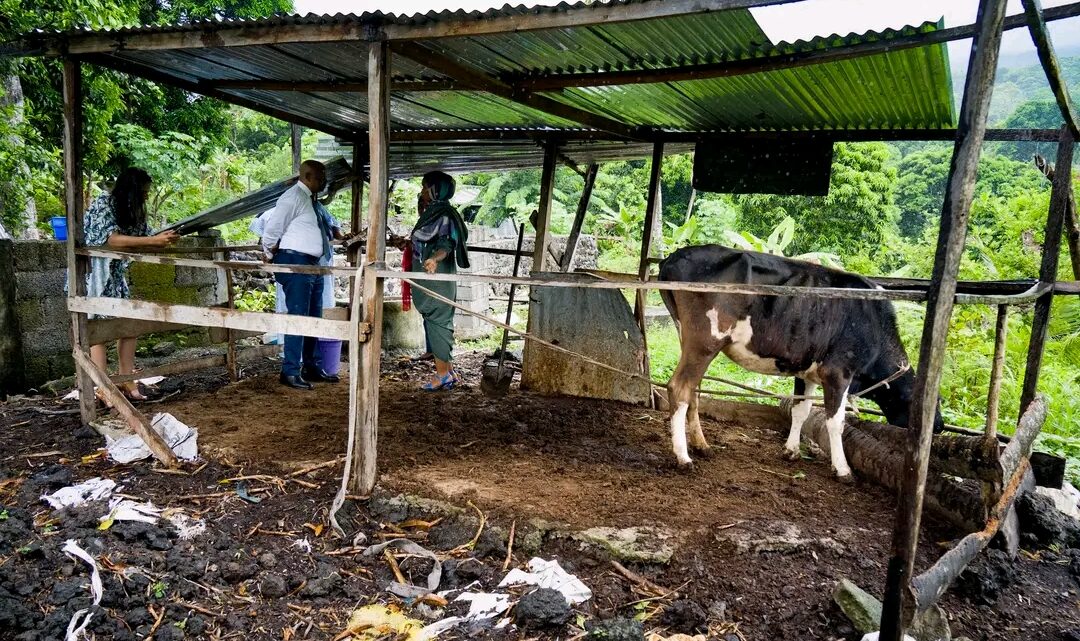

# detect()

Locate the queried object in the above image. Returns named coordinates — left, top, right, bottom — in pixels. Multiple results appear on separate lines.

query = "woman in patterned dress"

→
left=84, top=168, right=179, bottom=401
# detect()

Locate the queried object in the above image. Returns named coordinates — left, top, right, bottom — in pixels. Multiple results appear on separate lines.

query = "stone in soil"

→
left=260, top=573, right=288, bottom=598
left=221, top=561, right=259, bottom=584
left=151, top=341, right=178, bottom=357
left=27, top=464, right=72, bottom=490
left=586, top=617, right=644, bottom=641
left=113, top=521, right=173, bottom=550
left=258, top=552, right=277, bottom=569
left=717, top=520, right=845, bottom=556
left=301, top=572, right=342, bottom=598
left=956, top=549, right=1017, bottom=605
left=662, top=599, right=708, bottom=633
left=514, top=588, right=571, bottom=628
left=1017, top=492, right=1080, bottom=549
left=572, top=526, right=675, bottom=564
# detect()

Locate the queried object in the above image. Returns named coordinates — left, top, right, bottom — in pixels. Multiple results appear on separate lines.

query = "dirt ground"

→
left=2, top=350, right=1080, bottom=641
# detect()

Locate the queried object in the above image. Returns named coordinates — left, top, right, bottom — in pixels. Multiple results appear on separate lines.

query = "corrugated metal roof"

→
left=5, top=0, right=956, bottom=148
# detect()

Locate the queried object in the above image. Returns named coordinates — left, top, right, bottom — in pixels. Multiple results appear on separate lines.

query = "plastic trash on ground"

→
left=42, top=478, right=116, bottom=509
left=62, top=376, right=166, bottom=400
left=62, top=540, right=103, bottom=641
left=106, top=412, right=198, bottom=463
left=499, top=557, right=592, bottom=604
left=861, top=634, right=915, bottom=641
left=342, top=604, right=426, bottom=641
left=99, top=499, right=161, bottom=529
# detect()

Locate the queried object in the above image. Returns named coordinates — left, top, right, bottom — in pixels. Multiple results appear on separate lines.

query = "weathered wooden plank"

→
left=349, top=40, right=390, bottom=496
left=1034, top=154, right=1080, bottom=280
left=109, top=344, right=282, bottom=383
left=350, top=142, right=365, bottom=267
left=635, top=143, right=664, bottom=385
left=532, top=142, right=559, bottom=273
left=69, top=296, right=356, bottom=341
left=1022, top=0, right=1080, bottom=137
left=73, top=348, right=178, bottom=466
left=77, top=246, right=356, bottom=276
left=370, top=268, right=1050, bottom=304
left=880, top=0, right=1009, bottom=637
left=291, top=124, right=302, bottom=174
left=1020, top=127, right=1076, bottom=412
left=560, top=163, right=598, bottom=273
left=223, top=266, right=238, bottom=382
left=985, top=305, right=1009, bottom=438
left=62, top=58, right=96, bottom=425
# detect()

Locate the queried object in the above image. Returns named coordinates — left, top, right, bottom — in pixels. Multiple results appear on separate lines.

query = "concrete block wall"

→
left=0, top=232, right=226, bottom=393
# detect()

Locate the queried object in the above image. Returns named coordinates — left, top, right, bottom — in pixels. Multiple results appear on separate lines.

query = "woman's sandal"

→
left=121, top=383, right=149, bottom=402
left=421, top=372, right=456, bottom=392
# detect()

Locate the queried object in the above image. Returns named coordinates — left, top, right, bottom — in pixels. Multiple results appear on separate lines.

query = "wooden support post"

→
left=1021, top=0, right=1080, bottom=137
left=985, top=305, right=1009, bottom=438
left=72, top=349, right=178, bottom=467
left=1034, top=154, right=1080, bottom=280
left=349, top=141, right=365, bottom=267
left=879, top=0, right=1008, bottom=638
left=532, top=142, right=559, bottom=273
left=347, top=40, right=390, bottom=496
left=224, top=267, right=238, bottom=382
left=635, top=143, right=664, bottom=381
left=291, top=124, right=302, bottom=174
left=560, top=163, right=598, bottom=273
left=1020, top=127, right=1075, bottom=412
left=62, top=58, right=96, bottom=425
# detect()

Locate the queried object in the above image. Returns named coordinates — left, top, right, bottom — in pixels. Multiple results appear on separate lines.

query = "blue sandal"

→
left=422, top=372, right=456, bottom=391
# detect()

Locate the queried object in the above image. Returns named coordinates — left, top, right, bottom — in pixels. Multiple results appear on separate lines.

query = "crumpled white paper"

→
left=100, top=499, right=161, bottom=525
left=499, top=557, right=592, bottom=604
left=62, top=540, right=103, bottom=641
left=42, top=478, right=116, bottom=510
left=106, top=412, right=198, bottom=464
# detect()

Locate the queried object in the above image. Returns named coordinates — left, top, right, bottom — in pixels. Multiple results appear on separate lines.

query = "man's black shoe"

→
left=280, top=374, right=314, bottom=390
left=303, top=368, right=340, bottom=384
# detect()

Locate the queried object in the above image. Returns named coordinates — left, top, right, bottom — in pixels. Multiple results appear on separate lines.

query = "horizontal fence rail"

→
left=78, top=247, right=359, bottom=277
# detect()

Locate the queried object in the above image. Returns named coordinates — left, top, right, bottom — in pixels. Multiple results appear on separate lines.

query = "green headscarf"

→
left=413, top=171, right=470, bottom=269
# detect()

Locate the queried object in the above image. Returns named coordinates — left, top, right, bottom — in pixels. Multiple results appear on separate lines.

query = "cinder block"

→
left=130, top=262, right=177, bottom=289
left=12, top=242, right=40, bottom=272
left=15, top=299, right=45, bottom=331
left=15, top=270, right=67, bottom=300
left=175, top=265, right=218, bottom=288
left=41, top=296, right=71, bottom=326
left=48, top=353, right=76, bottom=381
left=23, top=356, right=50, bottom=389
left=23, top=327, right=72, bottom=356
left=37, top=241, right=67, bottom=270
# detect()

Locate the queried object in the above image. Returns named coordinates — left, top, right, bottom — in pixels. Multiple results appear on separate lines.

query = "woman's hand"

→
left=146, top=230, right=180, bottom=248
left=423, top=248, right=449, bottom=273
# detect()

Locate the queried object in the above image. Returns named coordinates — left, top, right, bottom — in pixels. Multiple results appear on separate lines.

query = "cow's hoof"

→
left=691, top=444, right=713, bottom=458
left=835, top=472, right=855, bottom=485
left=781, top=446, right=801, bottom=461
left=676, top=460, right=696, bottom=473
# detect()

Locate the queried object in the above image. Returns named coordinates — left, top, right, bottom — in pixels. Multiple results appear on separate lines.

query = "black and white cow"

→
left=657, top=244, right=943, bottom=481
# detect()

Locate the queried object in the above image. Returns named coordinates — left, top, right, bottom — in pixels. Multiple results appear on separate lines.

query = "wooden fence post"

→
left=62, top=58, right=96, bottom=425
left=559, top=163, right=598, bottom=272
left=635, top=142, right=664, bottom=384
left=879, top=0, right=1008, bottom=637
left=347, top=40, right=390, bottom=495
left=532, top=142, right=559, bottom=273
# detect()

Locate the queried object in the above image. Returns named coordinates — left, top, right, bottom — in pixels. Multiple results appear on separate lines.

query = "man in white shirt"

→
left=261, top=159, right=338, bottom=389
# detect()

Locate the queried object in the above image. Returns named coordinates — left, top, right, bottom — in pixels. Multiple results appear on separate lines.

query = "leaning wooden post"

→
left=635, top=142, right=664, bottom=383
left=347, top=40, right=390, bottom=496
left=559, top=163, right=598, bottom=273
left=291, top=124, right=302, bottom=174
left=532, top=142, right=559, bottom=273
left=62, top=58, right=96, bottom=424
left=985, top=305, right=1009, bottom=439
left=349, top=141, right=365, bottom=267
left=879, top=0, right=1008, bottom=638
left=1020, top=126, right=1076, bottom=412
left=224, top=267, right=239, bottom=382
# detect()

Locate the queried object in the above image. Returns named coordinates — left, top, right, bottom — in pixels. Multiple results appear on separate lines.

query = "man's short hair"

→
left=300, top=159, right=326, bottom=178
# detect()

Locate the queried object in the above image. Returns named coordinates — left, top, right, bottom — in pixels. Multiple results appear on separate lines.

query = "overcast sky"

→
left=293, top=0, right=1079, bottom=66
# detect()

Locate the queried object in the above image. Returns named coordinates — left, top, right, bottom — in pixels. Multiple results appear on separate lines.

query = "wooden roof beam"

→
left=513, top=1, right=1080, bottom=91
left=83, top=53, right=358, bottom=139
left=1021, top=0, right=1080, bottom=137
left=391, top=41, right=645, bottom=140
left=201, top=79, right=458, bottom=92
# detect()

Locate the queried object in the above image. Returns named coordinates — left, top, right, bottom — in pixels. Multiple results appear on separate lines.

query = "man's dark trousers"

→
left=273, top=250, right=324, bottom=377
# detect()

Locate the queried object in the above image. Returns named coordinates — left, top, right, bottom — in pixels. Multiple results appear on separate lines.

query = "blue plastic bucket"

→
left=49, top=216, right=68, bottom=241
left=318, top=338, right=343, bottom=376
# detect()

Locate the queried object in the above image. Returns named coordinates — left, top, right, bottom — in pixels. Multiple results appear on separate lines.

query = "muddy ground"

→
left=2, top=350, right=1080, bottom=640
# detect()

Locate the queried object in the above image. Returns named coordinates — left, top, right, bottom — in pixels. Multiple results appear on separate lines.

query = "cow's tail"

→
left=657, top=257, right=681, bottom=342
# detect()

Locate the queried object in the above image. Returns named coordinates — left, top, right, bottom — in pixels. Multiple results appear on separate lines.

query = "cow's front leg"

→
left=668, top=346, right=715, bottom=469
left=688, top=391, right=711, bottom=454
left=783, top=378, right=815, bottom=460
left=821, top=373, right=853, bottom=482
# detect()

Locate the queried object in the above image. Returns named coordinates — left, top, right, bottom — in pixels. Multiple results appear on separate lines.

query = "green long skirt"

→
left=410, top=259, right=457, bottom=362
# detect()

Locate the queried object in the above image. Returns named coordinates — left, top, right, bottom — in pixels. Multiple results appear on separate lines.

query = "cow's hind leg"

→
left=821, top=370, right=853, bottom=483
left=783, top=378, right=816, bottom=461
left=668, top=339, right=719, bottom=469
left=688, top=391, right=710, bottom=454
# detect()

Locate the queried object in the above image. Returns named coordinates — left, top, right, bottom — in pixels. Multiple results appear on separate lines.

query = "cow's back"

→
left=657, top=245, right=901, bottom=376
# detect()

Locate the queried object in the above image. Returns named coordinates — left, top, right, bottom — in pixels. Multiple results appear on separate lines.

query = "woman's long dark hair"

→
left=111, top=168, right=152, bottom=230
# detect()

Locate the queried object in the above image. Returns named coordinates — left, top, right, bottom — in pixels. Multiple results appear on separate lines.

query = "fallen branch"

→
left=384, top=549, right=407, bottom=585
left=610, top=560, right=675, bottom=599
left=503, top=520, right=517, bottom=573
left=287, top=457, right=345, bottom=478
left=174, top=601, right=221, bottom=617
left=143, top=604, right=166, bottom=640
left=22, top=450, right=63, bottom=458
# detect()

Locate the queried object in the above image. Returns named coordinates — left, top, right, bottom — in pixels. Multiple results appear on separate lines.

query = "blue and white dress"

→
left=82, top=194, right=149, bottom=318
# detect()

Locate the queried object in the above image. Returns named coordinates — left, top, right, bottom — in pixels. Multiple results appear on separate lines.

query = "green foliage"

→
left=234, top=284, right=276, bottom=312
left=734, top=143, right=899, bottom=256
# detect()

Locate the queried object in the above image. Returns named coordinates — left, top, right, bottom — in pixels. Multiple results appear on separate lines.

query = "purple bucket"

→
left=317, top=338, right=343, bottom=376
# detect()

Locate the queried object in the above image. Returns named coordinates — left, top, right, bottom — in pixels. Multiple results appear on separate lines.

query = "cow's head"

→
left=859, top=366, right=945, bottom=433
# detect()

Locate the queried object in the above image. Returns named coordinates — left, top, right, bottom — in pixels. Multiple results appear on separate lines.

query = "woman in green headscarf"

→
left=406, top=171, right=470, bottom=391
